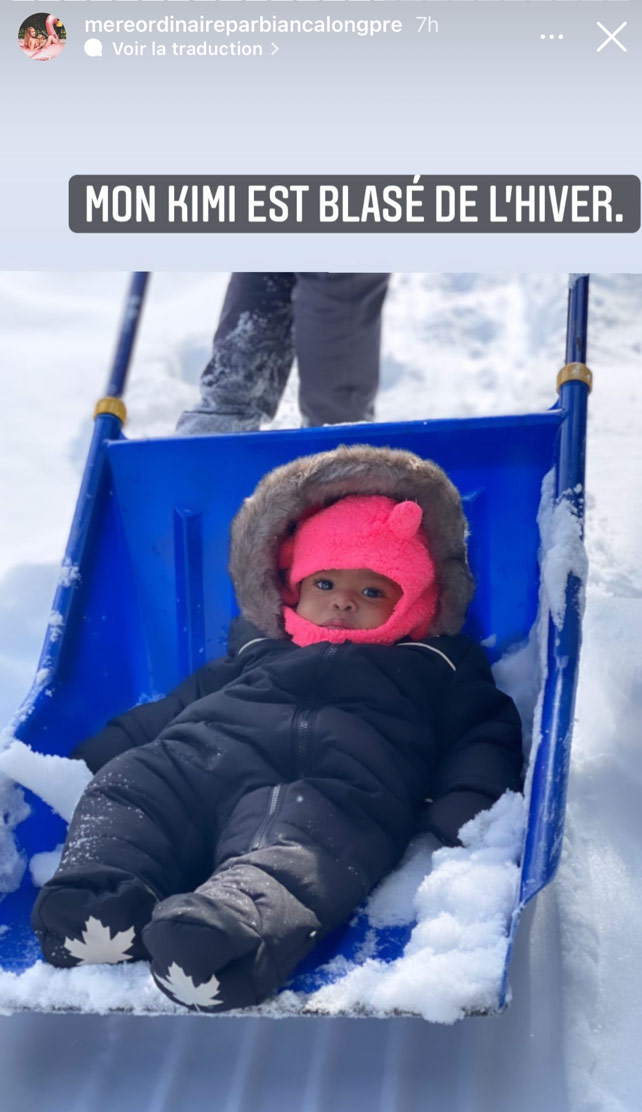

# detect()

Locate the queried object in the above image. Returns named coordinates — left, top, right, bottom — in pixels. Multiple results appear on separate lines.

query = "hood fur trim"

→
left=229, top=444, right=474, bottom=640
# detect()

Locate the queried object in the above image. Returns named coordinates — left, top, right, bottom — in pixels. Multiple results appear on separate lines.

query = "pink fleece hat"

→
left=280, top=494, right=439, bottom=647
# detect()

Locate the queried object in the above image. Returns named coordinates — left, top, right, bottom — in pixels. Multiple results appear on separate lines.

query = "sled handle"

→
left=502, top=273, right=592, bottom=1007
left=557, top=274, right=590, bottom=519
left=565, top=273, right=589, bottom=365
left=94, top=272, right=150, bottom=425
left=29, top=275, right=150, bottom=692
left=517, top=274, right=591, bottom=904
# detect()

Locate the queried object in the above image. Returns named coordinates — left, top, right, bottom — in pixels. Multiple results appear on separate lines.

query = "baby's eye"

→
left=314, top=579, right=334, bottom=591
left=362, top=587, right=384, bottom=599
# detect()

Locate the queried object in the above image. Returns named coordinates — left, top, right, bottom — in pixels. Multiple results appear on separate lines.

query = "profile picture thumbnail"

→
left=18, top=13, right=66, bottom=61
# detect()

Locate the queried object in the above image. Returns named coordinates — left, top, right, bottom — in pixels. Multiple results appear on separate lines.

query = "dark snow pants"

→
left=175, top=272, right=390, bottom=433
left=31, top=739, right=371, bottom=1011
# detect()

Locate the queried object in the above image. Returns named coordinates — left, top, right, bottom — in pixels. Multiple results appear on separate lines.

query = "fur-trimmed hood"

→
left=228, top=444, right=474, bottom=640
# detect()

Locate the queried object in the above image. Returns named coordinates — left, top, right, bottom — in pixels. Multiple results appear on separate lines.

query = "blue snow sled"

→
left=0, top=275, right=591, bottom=1014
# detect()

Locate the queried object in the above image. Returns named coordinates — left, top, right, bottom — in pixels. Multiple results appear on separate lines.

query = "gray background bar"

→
left=69, top=176, right=640, bottom=234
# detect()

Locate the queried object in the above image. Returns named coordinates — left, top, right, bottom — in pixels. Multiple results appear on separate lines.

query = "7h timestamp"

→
left=416, top=17, right=439, bottom=33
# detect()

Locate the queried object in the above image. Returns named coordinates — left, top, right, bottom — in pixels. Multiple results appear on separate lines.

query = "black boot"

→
left=32, top=866, right=157, bottom=967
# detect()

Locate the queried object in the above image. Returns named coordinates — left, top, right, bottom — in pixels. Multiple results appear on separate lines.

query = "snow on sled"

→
left=0, top=275, right=591, bottom=1022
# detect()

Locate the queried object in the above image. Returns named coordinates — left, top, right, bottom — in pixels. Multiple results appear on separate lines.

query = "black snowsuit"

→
left=32, top=616, right=522, bottom=1011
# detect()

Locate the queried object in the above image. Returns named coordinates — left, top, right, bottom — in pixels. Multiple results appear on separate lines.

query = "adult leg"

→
left=176, top=273, right=297, bottom=434
left=294, top=273, right=390, bottom=426
left=31, top=741, right=219, bottom=967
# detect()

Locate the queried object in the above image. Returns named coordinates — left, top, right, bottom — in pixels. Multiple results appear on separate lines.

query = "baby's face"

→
left=296, top=568, right=403, bottom=631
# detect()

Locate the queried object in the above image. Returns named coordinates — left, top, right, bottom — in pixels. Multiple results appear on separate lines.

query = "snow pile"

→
left=0, top=959, right=180, bottom=1018
left=538, top=476, right=588, bottom=631
left=0, top=742, right=92, bottom=823
left=305, top=792, right=524, bottom=1023
left=491, top=631, right=541, bottom=757
left=552, top=594, right=642, bottom=1111
left=28, top=847, right=63, bottom=889
left=0, top=778, right=29, bottom=898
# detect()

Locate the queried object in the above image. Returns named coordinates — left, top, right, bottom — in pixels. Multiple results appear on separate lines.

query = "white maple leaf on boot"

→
left=63, top=916, right=136, bottom=964
left=154, top=962, right=223, bottom=1009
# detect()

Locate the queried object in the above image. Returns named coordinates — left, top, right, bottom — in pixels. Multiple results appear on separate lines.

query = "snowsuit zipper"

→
left=249, top=645, right=340, bottom=851
left=294, top=709, right=312, bottom=778
left=250, top=784, right=283, bottom=851
left=320, top=644, right=340, bottom=675
left=294, top=644, right=339, bottom=777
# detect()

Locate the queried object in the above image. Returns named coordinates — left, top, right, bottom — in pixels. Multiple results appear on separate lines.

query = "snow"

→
left=307, top=794, right=525, bottom=1023
left=0, top=273, right=641, bottom=1109
left=0, top=777, right=29, bottom=897
left=0, top=959, right=179, bottom=1017
left=538, top=472, right=588, bottom=631
left=0, top=743, right=92, bottom=823
left=28, top=846, right=63, bottom=889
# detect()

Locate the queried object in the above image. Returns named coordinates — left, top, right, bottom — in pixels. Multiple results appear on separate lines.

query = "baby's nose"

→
left=332, top=591, right=356, bottom=611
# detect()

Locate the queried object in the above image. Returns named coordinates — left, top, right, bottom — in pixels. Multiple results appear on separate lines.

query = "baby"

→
left=32, top=446, right=522, bottom=1011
